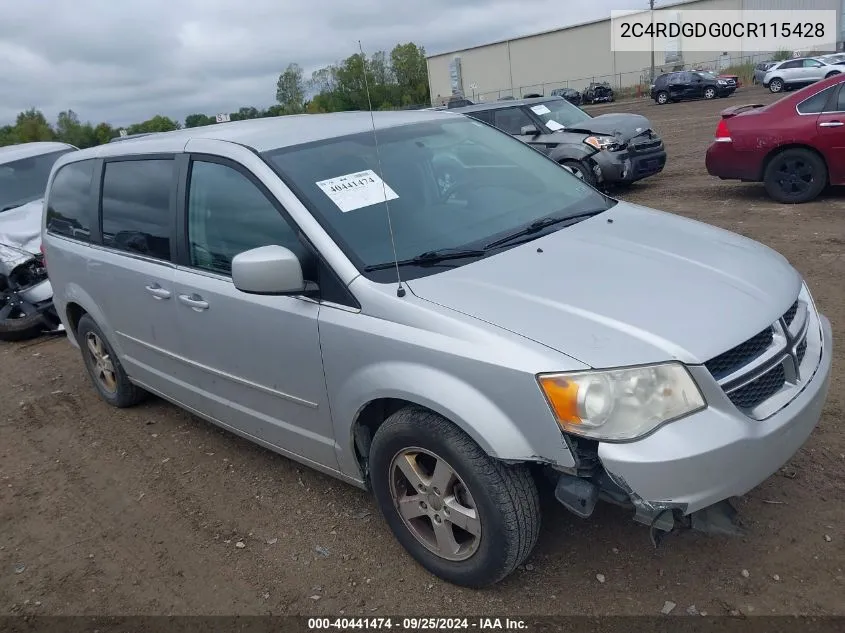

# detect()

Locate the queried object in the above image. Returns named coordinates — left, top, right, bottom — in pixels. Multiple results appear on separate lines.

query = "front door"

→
left=172, top=156, right=338, bottom=468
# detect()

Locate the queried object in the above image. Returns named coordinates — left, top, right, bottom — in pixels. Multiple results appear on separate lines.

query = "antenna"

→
left=358, top=40, right=406, bottom=298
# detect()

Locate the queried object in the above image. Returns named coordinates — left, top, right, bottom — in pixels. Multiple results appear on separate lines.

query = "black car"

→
left=581, top=82, right=614, bottom=104
left=450, top=96, right=666, bottom=187
left=550, top=87, right=582, bottom=105
left=650, top=71, right=736, bottom=104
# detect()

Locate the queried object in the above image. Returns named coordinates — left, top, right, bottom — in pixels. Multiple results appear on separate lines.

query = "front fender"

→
left=548, top=143, right=597, bottom=164
left=333, top=361, right=569, bottom=479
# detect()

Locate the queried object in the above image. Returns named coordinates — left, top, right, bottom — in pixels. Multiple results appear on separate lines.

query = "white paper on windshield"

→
left=530, top=104, right=551, bottom=115
left=315, top=169, right=399, bottom=213
left=545, top=120, right=565, bottom=131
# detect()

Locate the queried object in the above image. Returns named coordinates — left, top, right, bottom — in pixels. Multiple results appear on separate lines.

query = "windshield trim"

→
left=260, top=119, right=610, bottom=283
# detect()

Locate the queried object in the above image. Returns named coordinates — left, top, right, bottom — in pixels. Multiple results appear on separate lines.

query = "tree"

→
left=14, top=109, right=54, bottom=143
left=276, top=63, right=305, bottom=114
left=185, top=113, right=214, bottom=128
left=127, top=115, right=180, bottom=135
left=93, top=122, right=117, bottom=145
left=391, top=43, right=429, bottom=105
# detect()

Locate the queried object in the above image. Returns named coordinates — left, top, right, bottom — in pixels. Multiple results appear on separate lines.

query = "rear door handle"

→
left=178, top=294, right=209, bottom=311
left=819, top=121, right=844, bottom=127
left=145, top=284, right=171, bottom=300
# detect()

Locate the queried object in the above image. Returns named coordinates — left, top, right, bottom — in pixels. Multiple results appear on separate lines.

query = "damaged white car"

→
left=0, top=141, right=75, bottom=340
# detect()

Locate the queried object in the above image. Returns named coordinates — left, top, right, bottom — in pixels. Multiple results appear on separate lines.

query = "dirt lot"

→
left=1, top=88, right=844, bottom=617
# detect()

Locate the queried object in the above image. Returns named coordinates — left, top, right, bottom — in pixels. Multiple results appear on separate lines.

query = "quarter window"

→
left=101, top=159, right=174, bottom=260
left=797, top=86, right=835, bottom=114
left=186, top=160, right=302, bottom=275
left=46, top=159, right=95, bottom=241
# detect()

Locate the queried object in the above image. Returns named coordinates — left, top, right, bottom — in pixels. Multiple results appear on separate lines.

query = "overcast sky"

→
left=0, top=0, right=653, bottom=127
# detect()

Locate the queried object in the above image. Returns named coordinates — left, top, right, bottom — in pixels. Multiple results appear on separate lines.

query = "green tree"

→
left=55, top=110, right=98, bottom=148
left=13, top=109, right=54, bottom=143
left=93, top=122, right=117, bottom=145
left=184, top=113, right=214, bottom=128
left=276, top=63, right=306, bottom=114
left=127, top=115, right=180, bottom=134
left=390, top=42, right=429, bottom=105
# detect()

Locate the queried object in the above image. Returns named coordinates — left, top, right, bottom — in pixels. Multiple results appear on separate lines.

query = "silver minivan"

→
left=42, top=112, right=832, bottom=587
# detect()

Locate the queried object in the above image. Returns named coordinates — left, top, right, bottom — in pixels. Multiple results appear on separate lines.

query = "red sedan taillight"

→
left=714, top=119, right=732, bottom=143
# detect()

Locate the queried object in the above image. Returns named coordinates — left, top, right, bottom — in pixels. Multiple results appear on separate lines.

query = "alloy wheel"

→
left=389, top=447, right=482, bottom=562
left=773, top=157, right=815, bottom=197
left=86, top=331, right=118, bottom=394
left=704, top=87, right=716, bottom=99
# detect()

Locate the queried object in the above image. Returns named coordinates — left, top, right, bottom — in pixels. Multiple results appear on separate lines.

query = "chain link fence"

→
left=469, top=52, right=785, bottom=103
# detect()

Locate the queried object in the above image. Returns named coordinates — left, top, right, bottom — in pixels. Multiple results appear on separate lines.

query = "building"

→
left=426, top=0, right=844, bottom=104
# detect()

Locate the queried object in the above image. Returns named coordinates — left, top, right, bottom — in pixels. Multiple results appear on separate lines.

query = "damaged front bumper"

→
left=551, top=313, right=832, bottom=537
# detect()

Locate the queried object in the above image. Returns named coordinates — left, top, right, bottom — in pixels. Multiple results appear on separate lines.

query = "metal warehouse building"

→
left=426, top=0, right=844, bottom=104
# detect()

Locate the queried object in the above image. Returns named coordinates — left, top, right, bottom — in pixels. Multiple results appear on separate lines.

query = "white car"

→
left=763, top=57, right=842, bottom=93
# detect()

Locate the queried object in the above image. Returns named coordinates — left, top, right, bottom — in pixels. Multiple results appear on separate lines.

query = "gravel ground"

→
left=1, top=87, right=843, bottom=617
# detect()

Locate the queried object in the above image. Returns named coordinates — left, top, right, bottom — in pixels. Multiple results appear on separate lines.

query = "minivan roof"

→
left=60, top=111, right=462, bottom=160
left=0, top=141, right=75, bottom=164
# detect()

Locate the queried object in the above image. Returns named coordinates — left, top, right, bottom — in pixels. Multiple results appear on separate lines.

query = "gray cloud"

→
left=0, top=0, right=644, bottom=127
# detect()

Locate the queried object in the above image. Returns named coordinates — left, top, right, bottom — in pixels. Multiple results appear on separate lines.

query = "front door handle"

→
left=819, top=121, right=844, bottom=127
left=178, top=294, right=209, bottom=311
left=145, top=284, right=171, bottom=300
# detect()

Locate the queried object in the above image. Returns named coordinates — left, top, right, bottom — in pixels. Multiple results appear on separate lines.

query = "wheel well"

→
left=352, top=398, right=417, bottom=485
left=761, top=144, right=828, bottom=182
left=65, top=302, right=86, bottom=335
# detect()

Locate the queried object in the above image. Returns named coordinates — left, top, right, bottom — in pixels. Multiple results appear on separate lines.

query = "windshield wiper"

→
left=484, top=209, right=605, bottom=250
left=363, top=247, right=487, bottom=272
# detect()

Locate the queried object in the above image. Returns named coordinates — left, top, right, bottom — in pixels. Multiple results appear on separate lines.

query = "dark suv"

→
left=651, top=71, right=736, bottom=104
left=450, top=96, right=666, bottom=187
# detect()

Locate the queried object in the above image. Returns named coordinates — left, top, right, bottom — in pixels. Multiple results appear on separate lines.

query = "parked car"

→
left=550, top=87, right=583, bottom=106
left=43, top=112, right=832, bottom=588
left=753, top=61, right=777, bottom=85
left=446, top=96, right=474, bottom=109
left=451, top=96, right=665, bottom=187
left=706, top=73, right=845, bottom=203
left=581, top=82, right=614, bottom=104
left=718, top=73, right=741, bottom=88
left=762, top=57, right=841, bottom=93
left=0, top=141, right=75, bottom=340
left=651, top=71, right=736, bottom=104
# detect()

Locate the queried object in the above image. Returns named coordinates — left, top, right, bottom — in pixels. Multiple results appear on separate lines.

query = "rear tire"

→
left=77, top=314, right=147, bottom=408
left=369, top=406, right=541, bottom=588
left=763, top=148, right=827, bottom=204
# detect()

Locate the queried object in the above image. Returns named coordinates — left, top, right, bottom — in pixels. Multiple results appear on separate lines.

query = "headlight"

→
left=583, top=135, right=620, bottom=151
left=717, top=79, right=727, bottom=85
left=537, top=362, right=706, bottom=441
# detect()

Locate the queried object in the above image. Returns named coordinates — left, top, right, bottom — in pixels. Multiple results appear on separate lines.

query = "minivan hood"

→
left=565, top=113, right=655, bottom=142
left=406, top=202, right=801, bottom=368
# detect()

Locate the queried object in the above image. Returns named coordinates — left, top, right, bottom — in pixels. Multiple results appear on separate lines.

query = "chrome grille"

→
left=704, top=296, right=814, bottom=418
left=704, top=327, right=773, bottom=380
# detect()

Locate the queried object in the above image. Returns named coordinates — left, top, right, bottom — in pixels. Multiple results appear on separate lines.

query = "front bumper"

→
left=597, top=313, right=832, bottom=515
left=593, top=147, right=667, bottom=183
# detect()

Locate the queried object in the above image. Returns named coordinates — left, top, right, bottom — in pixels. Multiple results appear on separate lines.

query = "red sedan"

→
left=705, top=73, right=845, bottom=203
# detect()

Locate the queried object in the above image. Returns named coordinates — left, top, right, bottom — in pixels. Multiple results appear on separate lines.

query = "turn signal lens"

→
left=537, top=363, right=706, bottom=441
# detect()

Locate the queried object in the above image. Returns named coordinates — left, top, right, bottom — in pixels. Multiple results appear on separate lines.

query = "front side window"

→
left=46, top=159, right=95, bottom=241
left=101, top=159, right=174, bottom=260
left=265, top=118, right=611, bottom=281
left=804, top=59, right=823, bottom=68
left=492, top=108, right=534, bottom=135
left=187, top=160, right=303, bottom=275
left=0, top=149, right=74, bottom=212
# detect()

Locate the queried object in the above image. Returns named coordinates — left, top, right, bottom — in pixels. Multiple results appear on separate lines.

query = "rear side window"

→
left=46, top=160, right=95, bottom=242
left=101, top=159, right=174, bottom=260
left=797, top=86, right=835, bottom=114
left=492, top=108, right=534, bottom=135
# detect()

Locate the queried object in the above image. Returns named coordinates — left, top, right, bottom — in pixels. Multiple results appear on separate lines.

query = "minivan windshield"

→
left=0, top=150, right=73, bottom=212
left=527, top=98, right=592, bottom=131
left=265, top=117, right=611, bottom=281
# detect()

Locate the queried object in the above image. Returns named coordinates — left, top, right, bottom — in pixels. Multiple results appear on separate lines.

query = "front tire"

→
left=763, top=148, right=827, bottom=204
left=369, top=407, right=540, bottom=588
left=769, top=78, right=784, bottom=93
left=704, top=87, right=717, bottom=99
left=826, top=71, right=841, bottom=79
left=77, top=314, right=147, bottom=407
left=655, top=90, right=669, bottom=105
left=0, top=287, right=47, bottom=342
left=561, top=159, right=598, bottom=187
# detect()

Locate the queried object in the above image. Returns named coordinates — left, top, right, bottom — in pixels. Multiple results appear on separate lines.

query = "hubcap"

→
left=772, top=81, right=782, bottom=92
left=774, top=158, right=815, bottom=196
left=0, top=290, right=36, bottom=321
left=658, top=94, right=667, bottom=103
left=705, top=88, right=715, bottom=98
left=86, top=332, right=117, bottom=394
left=389, top=447, right=481, bottom=561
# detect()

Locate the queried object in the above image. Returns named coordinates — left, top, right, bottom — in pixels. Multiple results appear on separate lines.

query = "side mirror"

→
left=520, top=125, right=540, bottom=136
left=232, top=245, right=309, bottom=295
